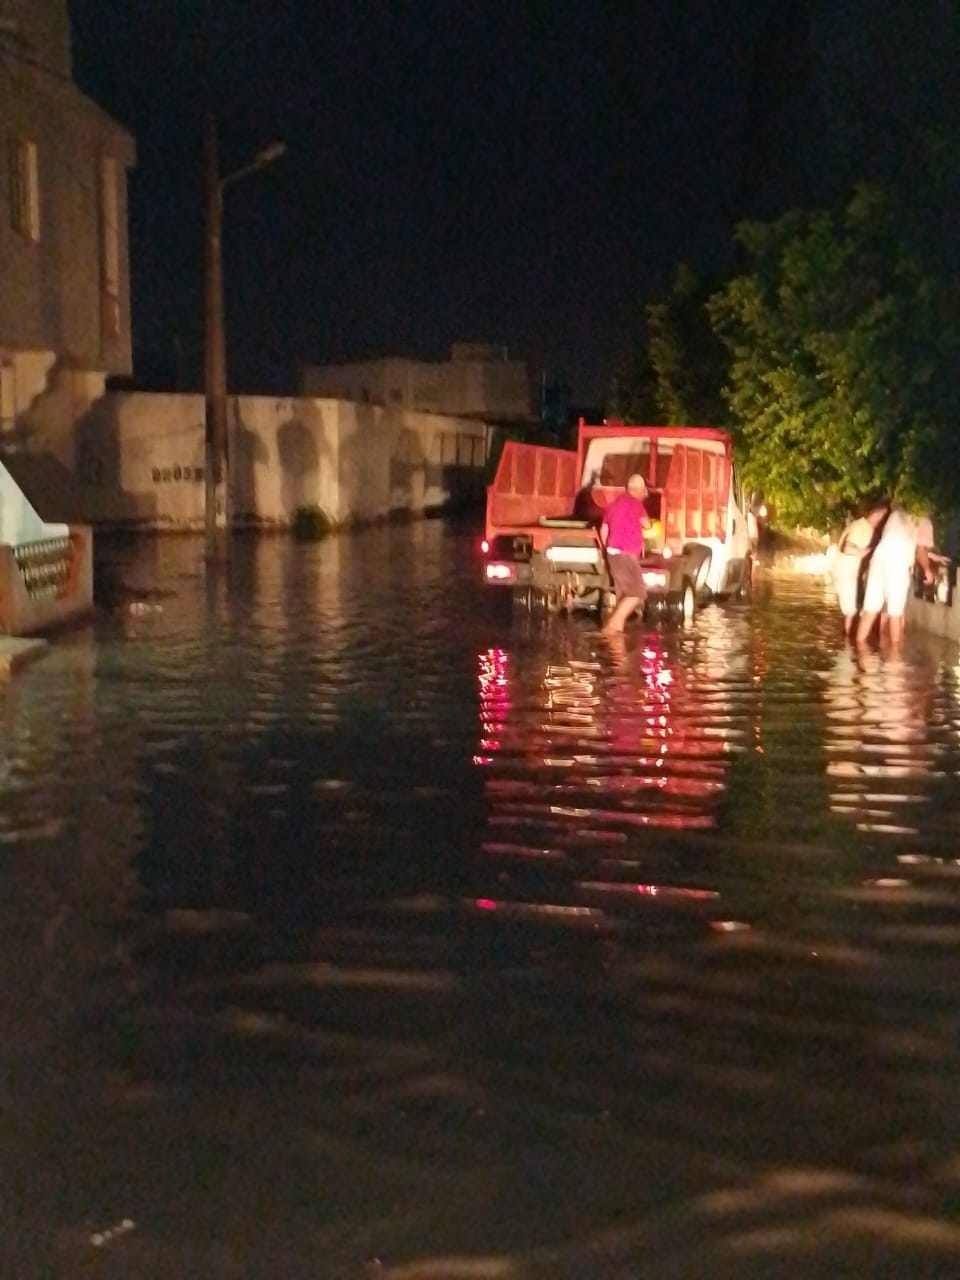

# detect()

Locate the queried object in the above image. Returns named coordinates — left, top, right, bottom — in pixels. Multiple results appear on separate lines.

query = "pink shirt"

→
left=603, top=494, right=647, bottom=555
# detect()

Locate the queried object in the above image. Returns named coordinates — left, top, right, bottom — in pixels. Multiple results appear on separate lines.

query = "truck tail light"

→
left=480, top=538, right=490, bottom=554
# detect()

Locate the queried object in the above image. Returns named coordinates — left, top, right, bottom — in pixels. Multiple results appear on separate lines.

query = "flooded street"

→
left=5, top=521, right=960, bottom=1278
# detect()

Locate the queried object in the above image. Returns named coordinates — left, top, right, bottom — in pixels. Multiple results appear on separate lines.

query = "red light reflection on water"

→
left=477, top=649, right=512, bottom=767
left=478, top=649, right=511, bottom=733
left=475, top=635, right=735, bottom=821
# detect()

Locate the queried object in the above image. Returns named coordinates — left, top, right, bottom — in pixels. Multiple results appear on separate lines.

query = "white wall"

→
left=0, top=459, right=68, bottom=545
left=10, top=356, right=107, bottom=470
left=66, top=393, right=488, bottom=529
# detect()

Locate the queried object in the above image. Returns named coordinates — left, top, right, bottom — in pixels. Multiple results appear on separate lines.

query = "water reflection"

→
left=4, top=535, right=960, bottom=1277
left=472, top=616, right=746, bottom=935
left=823, top=644, right=949, bottom=839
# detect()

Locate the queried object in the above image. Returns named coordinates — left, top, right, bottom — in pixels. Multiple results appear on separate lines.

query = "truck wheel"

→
left=669, top=581, right=696, bottom=623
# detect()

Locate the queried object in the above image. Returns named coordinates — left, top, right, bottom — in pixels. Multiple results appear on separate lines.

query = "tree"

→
left=646, top=264, right=729, bottom=427
left=610, top=265, right=729, bottom=427
left=708, top=183, right=960, bottom=529
left=607, top=327, right=657, bottom=422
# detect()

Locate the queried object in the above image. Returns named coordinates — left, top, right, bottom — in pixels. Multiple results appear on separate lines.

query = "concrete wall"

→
left=1, top=0, right=73, bottom=78
left=0, top=528, right=93, bottom=637
left=57, top=393, right=489, bottom=530
left=302, top=344, right=532, bottom=420
left=0, top=21, right=135, bottom=375
left=906, top=578, right=960, bottom=642
left=2, top=357, right=107, bottom=471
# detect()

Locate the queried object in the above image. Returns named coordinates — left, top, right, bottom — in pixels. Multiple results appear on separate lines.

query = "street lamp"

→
left=203, top=114, right=285, bottom=559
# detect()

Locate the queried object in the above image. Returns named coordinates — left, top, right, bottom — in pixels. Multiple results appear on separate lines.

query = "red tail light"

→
left=480, top=538, right=490, bottom=554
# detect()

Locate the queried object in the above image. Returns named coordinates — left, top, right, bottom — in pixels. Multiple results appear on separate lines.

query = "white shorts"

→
left=832, top=554, right=862, bottom=617
left=862, top=547, right=912, bottom=618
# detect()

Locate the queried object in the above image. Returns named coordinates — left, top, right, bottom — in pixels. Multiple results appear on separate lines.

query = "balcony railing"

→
left=12, top=536, right=74, bottom=602
left=913, top=558, right=954, bottom=608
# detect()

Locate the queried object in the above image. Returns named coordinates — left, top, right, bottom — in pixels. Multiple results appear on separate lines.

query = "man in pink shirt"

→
left=600, top=473, right=651, bottom=633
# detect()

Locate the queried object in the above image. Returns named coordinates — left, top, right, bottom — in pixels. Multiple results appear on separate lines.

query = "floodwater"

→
left=4, top=522, right=960, bottom=1279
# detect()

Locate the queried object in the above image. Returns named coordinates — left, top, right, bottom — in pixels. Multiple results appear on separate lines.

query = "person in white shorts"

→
left=832, top=502, right=887, bottom=638
left=856, top=507, right=934, bottom=646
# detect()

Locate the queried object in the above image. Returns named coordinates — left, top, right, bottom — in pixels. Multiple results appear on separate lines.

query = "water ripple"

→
left=4, top=531, right=960, bottom=1276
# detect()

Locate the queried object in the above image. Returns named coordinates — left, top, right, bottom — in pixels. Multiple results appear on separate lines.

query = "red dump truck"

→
left=481, top=420, right=754, bottom=621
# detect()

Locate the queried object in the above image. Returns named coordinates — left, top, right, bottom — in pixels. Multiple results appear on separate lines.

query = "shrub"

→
left=291, top=505, right=334, bottom=540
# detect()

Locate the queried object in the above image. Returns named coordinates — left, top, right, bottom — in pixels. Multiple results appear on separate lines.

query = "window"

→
left=9, top=137, right=39, bottom=241
left=599, top=449, right=650, bottom=488
left=99, top=155, right=121, bottom=338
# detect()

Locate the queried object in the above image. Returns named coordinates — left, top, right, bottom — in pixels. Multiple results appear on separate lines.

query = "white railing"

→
left=12, top=536, right=74, bottom=602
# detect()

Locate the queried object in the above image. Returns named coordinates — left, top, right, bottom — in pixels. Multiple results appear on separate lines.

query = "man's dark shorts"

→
left=609, top=552, right=647, bottom=603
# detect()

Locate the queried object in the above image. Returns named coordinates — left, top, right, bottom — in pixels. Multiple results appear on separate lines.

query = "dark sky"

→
left=67, top=0, right=795, bottom=401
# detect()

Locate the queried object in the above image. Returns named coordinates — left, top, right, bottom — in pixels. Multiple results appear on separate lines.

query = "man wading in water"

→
left=600, top=472, right=651, bottom=634
left=856, top=506, right=935, bottom=647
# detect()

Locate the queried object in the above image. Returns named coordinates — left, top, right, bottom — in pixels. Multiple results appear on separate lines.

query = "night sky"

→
left=65, top=1, right=950, bottom=402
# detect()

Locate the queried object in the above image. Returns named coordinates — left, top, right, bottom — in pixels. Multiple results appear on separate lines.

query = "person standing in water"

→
left=856, top=506, right=935, bottom=647
left=833, top=500, right=887, bottom=638
left=600, top=473, right=651, bottom=634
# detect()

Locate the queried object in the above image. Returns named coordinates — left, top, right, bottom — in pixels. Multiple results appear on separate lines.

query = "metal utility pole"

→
left=203, top=117, right=285, bottom=561
left=203, top=112, right=228, bottom=560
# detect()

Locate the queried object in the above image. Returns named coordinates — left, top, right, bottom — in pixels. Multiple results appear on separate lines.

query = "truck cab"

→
left=482, top=421, right=753, bottom=621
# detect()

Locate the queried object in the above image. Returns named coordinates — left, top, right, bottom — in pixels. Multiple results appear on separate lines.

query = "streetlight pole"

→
left=203, top=116, right=285, bottom=560
left=203, top=112, right=226, bottom=560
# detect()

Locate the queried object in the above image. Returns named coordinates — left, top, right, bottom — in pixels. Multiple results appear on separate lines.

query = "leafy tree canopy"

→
left=709, top=180, right=960, bottom=529
left=611, top=265, right=729, bottom=428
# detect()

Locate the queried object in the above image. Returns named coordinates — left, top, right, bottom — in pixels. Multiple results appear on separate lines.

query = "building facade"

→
left=302, top=343, right=533, bottom=422
left=0, top=0, right=135, bottom=449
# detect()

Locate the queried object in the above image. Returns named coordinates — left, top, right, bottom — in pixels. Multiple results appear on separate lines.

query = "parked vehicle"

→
left=481, top=420, right=753, bottom=622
